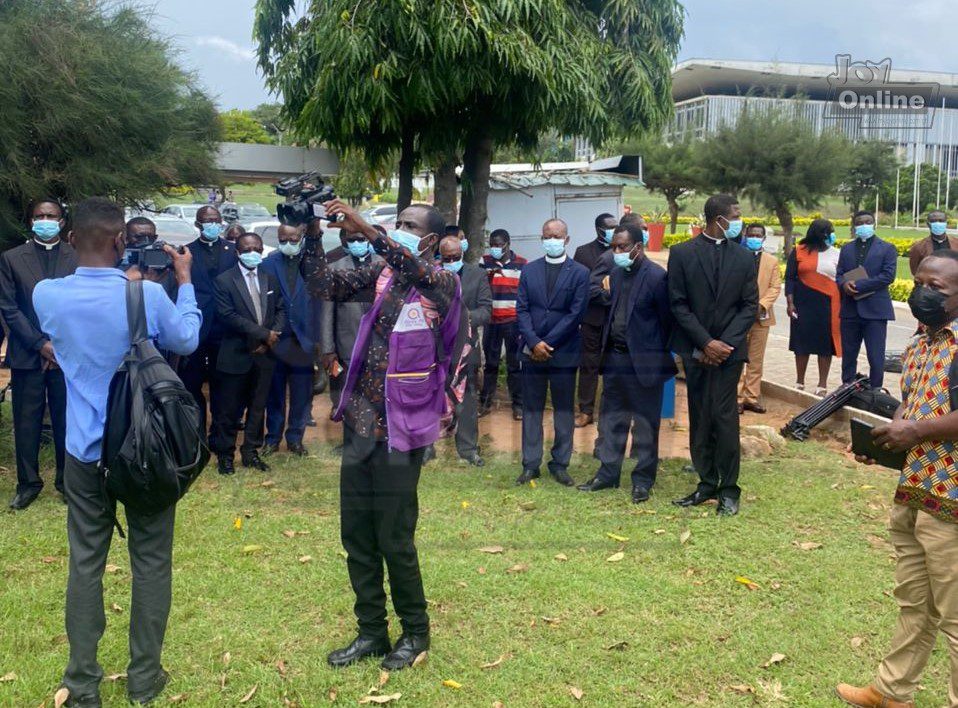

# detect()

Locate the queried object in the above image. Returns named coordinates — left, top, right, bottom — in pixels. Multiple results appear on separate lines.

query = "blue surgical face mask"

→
left=347, top=240, right=370, bottom=258
left=745, top=237, right=764, bottom=252
left=278, top=240, right=303, bottom=257
left=641, top=229, right=649, bottom=246
left=854, top=223, right=875, bottom=240
left=542, top=238, right=566, bottom=258
left=32, top=220, right=61, bottom=242
left=720, top=218, right=743, bottom=240
left=442, top=259, right=464, bottom=274
left=460, top=238, right=469, bottom=254
left=201, top=222, right=224, bottom=241
left=489, top=246, right=504, bottom=260
left=827, top=232, right=837, bottom=246
left=389, top=229, right=424, bottom=255
left=931, top=221, right=948, bottom=237
left=602, top=229, right=615, bottom=245
left=239, top=251, right=262, bottom=269
left=613, top=251, right=634, bottom=269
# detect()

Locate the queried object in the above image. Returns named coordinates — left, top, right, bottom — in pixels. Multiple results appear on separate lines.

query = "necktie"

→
left=248, top=271, right=263, bottom=325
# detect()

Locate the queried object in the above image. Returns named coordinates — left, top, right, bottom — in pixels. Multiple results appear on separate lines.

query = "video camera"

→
left=125, top=240, right=183, bottom=270
left=274, top=171, right=339, bottom=226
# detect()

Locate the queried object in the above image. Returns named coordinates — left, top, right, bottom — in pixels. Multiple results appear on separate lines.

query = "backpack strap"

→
left=125, top=279, right=149, bottom=345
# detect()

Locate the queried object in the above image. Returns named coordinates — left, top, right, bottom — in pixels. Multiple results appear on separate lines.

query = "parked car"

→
left=249, top=221, right=339, bottom=255
left=151, top=216, right=199, bottom=247
left=222, top=203, right=275, bottom=230
left=160, top=203, right=208, bottom=222
left=360, top=203, right=398, bottom=227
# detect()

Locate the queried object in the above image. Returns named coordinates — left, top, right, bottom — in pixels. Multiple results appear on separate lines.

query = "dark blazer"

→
left=214, top=266, right=288, bottom=375
left=261, top=251, right=321, bottom=356
left=600, top=258, right=677, bottom=387
left=458, top=262, right=493, bottom=366
left=516, top=257, right=590, bottom=366
left=187, top=237, right=238, bottom=343
left=836, top=238, right=897, bottom=321
left=667, top=235, right=759, bottom=363
left=319, top=253, right=382, bottom=362
left=573, top=238, right=611, bottom=327
left=0, top=241, right=77, bottom=369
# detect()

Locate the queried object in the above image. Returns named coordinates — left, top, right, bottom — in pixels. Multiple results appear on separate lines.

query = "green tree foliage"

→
left=623, top=136, right=703, bottom=234
left=220, top=109, right=273, bottom=144
left=250, top=102, right=287, bottom=144
left=333, top=149, right=380, bottom=207
left=254, top=0, right=683, bottom=245
left=840, top=140, right=899, bottom=212
left=877, top=162, right=953, bottom=216
left=0, top=0, right=221, bottom=242
left=699, top=103, right=848, bottom=250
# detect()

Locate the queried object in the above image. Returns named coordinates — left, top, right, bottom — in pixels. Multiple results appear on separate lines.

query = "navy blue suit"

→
left=515, top=256, right=590, bottom=474
left=836, top=237, right=897, bottom=388
left=261, top=250, right=321, bottom=447
left=594, top=258, right=676, bottom=489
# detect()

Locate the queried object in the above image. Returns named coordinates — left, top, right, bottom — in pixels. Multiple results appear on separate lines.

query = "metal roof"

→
left=489, top=171, right=643, bottom=190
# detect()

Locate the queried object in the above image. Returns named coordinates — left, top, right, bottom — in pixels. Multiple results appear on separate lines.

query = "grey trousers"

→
left=455, top=365, right=479, bottom=458
left=62, top=454, right=175, bottom=698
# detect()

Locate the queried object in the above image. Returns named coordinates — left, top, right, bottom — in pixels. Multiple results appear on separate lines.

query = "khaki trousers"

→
left=874, top=504, right=958, bottom=706
left=737, top=323, right=770, bottom=405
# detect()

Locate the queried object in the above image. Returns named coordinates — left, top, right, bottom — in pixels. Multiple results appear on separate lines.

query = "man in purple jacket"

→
left=301, top=199, right=460, bottom=672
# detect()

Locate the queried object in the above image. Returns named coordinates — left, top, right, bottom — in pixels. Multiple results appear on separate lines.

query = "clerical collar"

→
left=545, top=254, right=567, bottom=264
left=933, top=235, right=949, bottom=244
left=33, top=238, right=59, bottom=250
left=701, top=233, right=724, bottom=245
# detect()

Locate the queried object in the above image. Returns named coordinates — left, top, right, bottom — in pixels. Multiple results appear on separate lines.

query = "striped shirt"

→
left=481, top=251, right=527, bottom=324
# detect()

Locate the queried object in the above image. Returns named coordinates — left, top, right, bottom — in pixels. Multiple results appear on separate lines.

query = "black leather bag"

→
left=99, top=281, right=209, bottom=528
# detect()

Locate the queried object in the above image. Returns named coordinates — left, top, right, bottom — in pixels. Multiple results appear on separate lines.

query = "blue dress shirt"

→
left=33, top=267, right=202, bottom=462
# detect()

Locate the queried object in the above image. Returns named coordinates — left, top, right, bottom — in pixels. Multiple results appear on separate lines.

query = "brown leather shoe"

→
left=574, top=413, right=593, bottom=428
left=835, top=683, right=914, bottom=708
left=742, top=401, right=767, bottom=414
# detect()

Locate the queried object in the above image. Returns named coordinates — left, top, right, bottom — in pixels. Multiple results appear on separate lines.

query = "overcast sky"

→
left=149, top=0, right=957, bottom=111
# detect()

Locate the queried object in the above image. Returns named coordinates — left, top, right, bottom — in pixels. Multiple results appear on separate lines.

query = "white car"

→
left=160, top=203, right=209, bottom=222
left=361, top=204, right=398, bottom=227
left=150, top=216, right=199, bottom=247
left=250, top=221, right=341, bottom=255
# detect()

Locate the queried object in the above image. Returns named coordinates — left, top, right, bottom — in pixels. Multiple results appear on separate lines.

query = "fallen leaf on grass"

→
left=850, top=636, right=865, bottom=649
left=328, top=687, right=338, bottom=701
left=518, top=501, right=536, bottom=511
left=679, top=530, right=692, bottom=545
left=591, top=606, right=607, bottom=616
left=105, top=564, right=121, bottom=574
left=569, top=686, right=584, bottom=700
left=54, top=688, right=69, bottom=708
left=337, top=550, right=348, bottom=559
left=0, top=672, right=16, bottom=683
left=277, top=660, right=288, bottom=678
left=477, top=566, right=486, bottom=575
left=554, top=553, right=568, bottom=561
left=105, top=673, right=126, bottom=682
left=606, top=552, right=625, bottom=563
left=728, top=684, right=755, bottom=695
left=378, top=671, right=390, bottom=688
left=761, top=653, right=787, bottom=669
left=493, top=703, right=504, bottom=708
left=606, top=532, right=629, bottom=542
left=243, top=511, right=253, bottom=519
left=735, top=576, right=760, bottom=591
left=859, top=484, right=876, bottom=490
left=506, top=563, right=528, bottom=574
left=480, top=655, right=505, bottom=670
left=233, top=517, right=243, bottom=530
left=41, top=556, right=57, bottom=564
left=241, top=545, right=263, bottom=555
left=653, top=529, right=666, bottom=535
left=442, top=680, right=462, bottom=689
left=771, top=581, right=782, bottom=590
left=239, top=685, right=258, bottom=703
left=605, top=641, right=629, bottom=651
left=260, top=480, right=275, bottom=488
left=110, top=603, right=123, bottom=614
left=299, top=555, right=313, bottom=564
left=223, top=652, right=232, bottom=666
left=282, top=530, right=297, bottom=539
left=412, top=652, right=428, bottom=668
left=169, top=694, right=187, bottom=703
left=793, top=541, right=823, bottom=551
left=541, top=616, right=561, bottom=626
left=478, top=546, right=504, bottom=554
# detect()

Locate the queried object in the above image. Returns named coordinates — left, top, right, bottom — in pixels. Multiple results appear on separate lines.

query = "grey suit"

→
left=455, top=263, right=492, bottom=458
left=319, top=253, right=381, bottom=407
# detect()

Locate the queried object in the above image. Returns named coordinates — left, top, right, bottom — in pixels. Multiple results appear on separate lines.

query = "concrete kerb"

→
left=761, top=379, right=891, bottom=444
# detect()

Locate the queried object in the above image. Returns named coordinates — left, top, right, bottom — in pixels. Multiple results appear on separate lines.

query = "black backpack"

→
left=99, top=280, right=209, bottom=533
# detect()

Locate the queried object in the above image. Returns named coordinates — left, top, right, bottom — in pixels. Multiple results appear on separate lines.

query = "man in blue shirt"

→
left=33, top=198, right=201, bottom=708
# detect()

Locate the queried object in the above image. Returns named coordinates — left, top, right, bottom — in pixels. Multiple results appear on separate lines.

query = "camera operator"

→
left=123, top=217, right=175, bottom=295
left=301, top=199, right=461, bottom=671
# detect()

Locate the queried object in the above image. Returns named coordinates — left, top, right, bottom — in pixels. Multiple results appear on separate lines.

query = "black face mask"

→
left=908, top=285, right=952, bottom=328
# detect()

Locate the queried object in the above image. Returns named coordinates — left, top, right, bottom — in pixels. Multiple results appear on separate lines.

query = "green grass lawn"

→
left=0, top=438, right=952, bottom=706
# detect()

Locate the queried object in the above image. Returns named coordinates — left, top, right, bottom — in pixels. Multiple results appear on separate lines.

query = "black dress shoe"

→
left=288, top=442, right=308, bottom=457
left=631, top=486, right=651, bottom=503
left=422, top=444, right=437, bottom=464
left=262, top=443, right=280, bottom=456
left=306, top=417, right=317, bottom=427
left=550, top=469, right=576, bottom=487
left=716, top=496, right=740, bottom=516
left=327, top=635, right=392, bottom=668
left=217, top=457, right=235, bottom=476
left=515, top=469, right=540, bottom=485
left=672, top=490, right=716, bottom=507
left=381, top=634, right=430, bottom=671
left=577, top=476, right=619, bottom=492
left=242, top=452, right=270, bottom=472
left=459, top=453, right=485, bottom=467
left=478, top=403, right=492, bottom=418
left=62, top=690, right=102, bottom=708
left=129, top=667, right=169, bottom=705
left=512, top=406, right=523, bottom=421
left=9, top=490, right=41, bottom=510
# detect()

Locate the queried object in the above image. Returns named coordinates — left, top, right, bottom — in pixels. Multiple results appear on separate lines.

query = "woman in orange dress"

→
left=785, top=218, right=842, bottom=396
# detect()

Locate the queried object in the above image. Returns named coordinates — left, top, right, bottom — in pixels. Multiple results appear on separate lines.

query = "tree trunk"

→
left=433, top=152, right=459, bottom=228
left=775, top=204, right=795, bottom=254
left=458, top=131, right=494, bottom=262
left=397, top=126, right=416, bottom=212
left=667, top=194, right=680, bottom=235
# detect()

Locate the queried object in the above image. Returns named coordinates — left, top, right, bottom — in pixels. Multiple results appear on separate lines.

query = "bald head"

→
left=439, top=235, right=463, bottom=261
left=542, top=219, right=568, bottom=239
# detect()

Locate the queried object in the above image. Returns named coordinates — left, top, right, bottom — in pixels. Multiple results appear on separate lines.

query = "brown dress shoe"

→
left=835, top=683, right=914, bottom=708
left=742, top=401, right=767, bottom=414
left=574, top=413, right=593, bottom=428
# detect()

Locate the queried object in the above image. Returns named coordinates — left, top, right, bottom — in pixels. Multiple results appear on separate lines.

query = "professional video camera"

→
left=125, top=240, right=183, bottom=270
left=274, top=171, right=339, bottom=226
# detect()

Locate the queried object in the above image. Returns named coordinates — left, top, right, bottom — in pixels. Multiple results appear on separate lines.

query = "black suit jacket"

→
left=214, top=266, right=288, bottom=375
left=187, top=238, right=238, bottom=343
left=667, top=236, right=758, bottom=363
left=0, top=241, right=78, bottom=369
left=573, top=238, right=611, bottom=327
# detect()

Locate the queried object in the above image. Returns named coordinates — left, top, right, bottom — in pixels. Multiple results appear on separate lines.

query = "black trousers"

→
left=521, top=356, right=576, bottom=474
left=481, top=322, right=522, bottom=409
left=577, top=321, right=604, bottom=416
left=62, top=455, right=174, bottom=699
left=340, top=427, right=429, bottom=637
left=210, top=358, right=275, bottom=457
left=178, top=339, right=221, bottom=435
left=11, top=367, right=67, bottom=494
left=595, top=351, right=664, bottom=489
left=455, top=364, right=479, bottom=458
left=682, top=358, right=745, bottom=500
left=840, top=318, right=888, bottom=389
